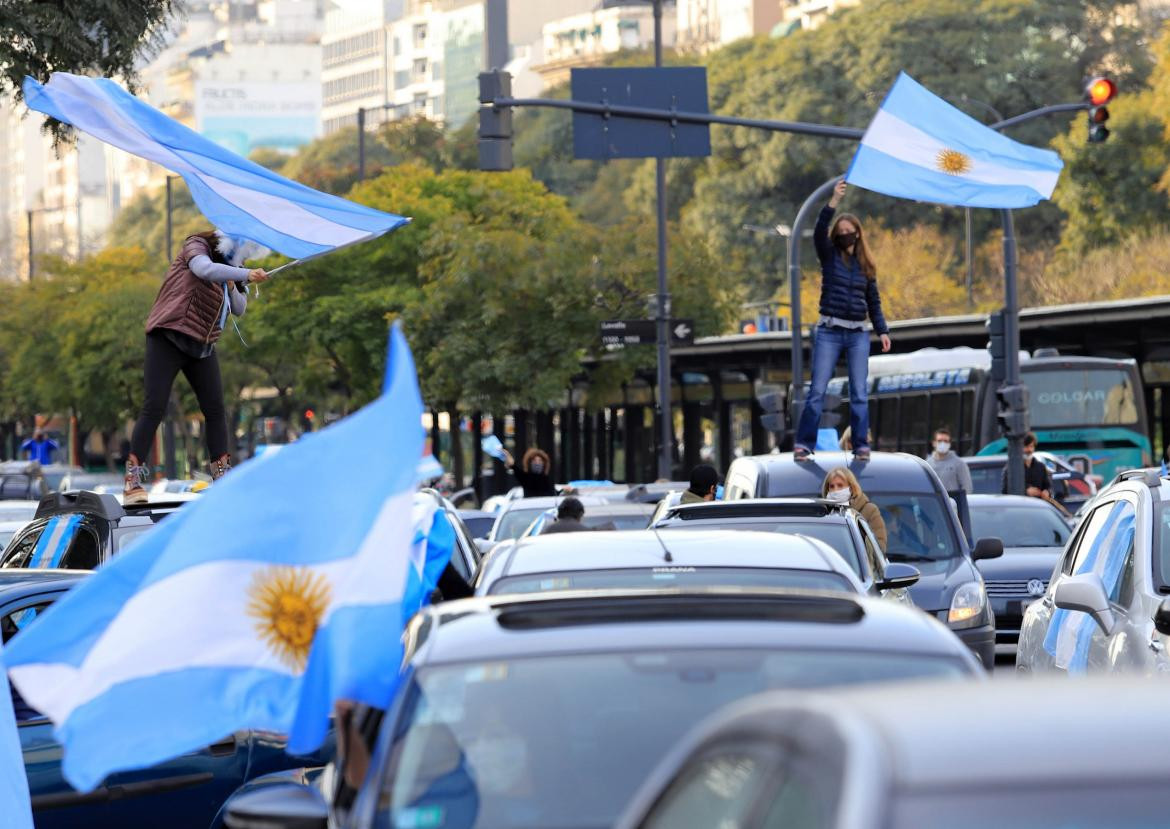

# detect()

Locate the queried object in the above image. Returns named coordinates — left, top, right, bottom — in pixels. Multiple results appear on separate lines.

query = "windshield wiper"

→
left=886, top=553, right=936, bottom=562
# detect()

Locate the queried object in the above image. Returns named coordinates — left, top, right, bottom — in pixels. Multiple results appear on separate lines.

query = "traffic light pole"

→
left=651, top=0, right=672, bottom=481
left=1001, top=208, right=1025, bottom=495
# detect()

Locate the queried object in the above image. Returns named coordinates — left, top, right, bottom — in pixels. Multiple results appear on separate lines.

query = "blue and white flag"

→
left=23, top=73, right=408, bottom=259
left=5, top=326, right=439, bottom=791
left=846, top=73, right=1064, bottom=209
left=0, top=643, right=34, bottom=829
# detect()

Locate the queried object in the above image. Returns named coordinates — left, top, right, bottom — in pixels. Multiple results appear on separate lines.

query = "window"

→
left=644, top=744, right=778, bottom=829
left=899, top=394, right=929, bottom=454
left=930, top=392, right=960, bottom=444
left=1, top=524, right=45, bottom=568
left=959, top=389, right=976, bottom=453
left=860, top=523, right=885, bottom=580
left=60, top=527, right=100, bottom=570
left=413, top=23, right=427, bottom=47
left=1111, top=548, right=1135, bottom=607
left=1063, top=503, right=1115, bottom=575
left=412, top=58, right=427, bottom=81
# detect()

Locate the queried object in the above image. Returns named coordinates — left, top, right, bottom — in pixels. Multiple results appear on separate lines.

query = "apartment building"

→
left=676, top=0, right=781, bottom=51
left=537, top=3, right=677, bottom=90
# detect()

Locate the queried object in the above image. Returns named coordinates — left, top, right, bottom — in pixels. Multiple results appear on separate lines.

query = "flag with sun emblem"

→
left=845, top=72, right=1063, bottom=209
left=3, top=325, right=447, bottom=792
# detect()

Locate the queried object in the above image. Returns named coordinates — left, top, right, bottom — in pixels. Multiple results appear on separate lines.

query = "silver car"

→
left=1017, top=468, right=1170, bottom=675
left=616, top=677, right=1170, bottom=829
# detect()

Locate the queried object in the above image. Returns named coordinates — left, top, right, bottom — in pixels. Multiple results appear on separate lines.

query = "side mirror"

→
left=875, top=562, right=919, bottom=591
left=1155, top=597, right=1170, bottom=637
left=474, top=538, right=495, bottom=557
left=1054, top=572, right=1117, bottom=637
left=224, top=782, right=327, bottom=829
left=972, top=537, right=1004, bottom=561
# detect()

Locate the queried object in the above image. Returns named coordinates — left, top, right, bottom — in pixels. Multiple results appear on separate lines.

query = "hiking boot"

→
left=123, top=455, right=149, bottom=505
left=210, top=454, right=232, bottom=481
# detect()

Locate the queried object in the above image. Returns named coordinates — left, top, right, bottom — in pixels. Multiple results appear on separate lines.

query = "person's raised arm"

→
left=814, top=180, right=847, bottom=262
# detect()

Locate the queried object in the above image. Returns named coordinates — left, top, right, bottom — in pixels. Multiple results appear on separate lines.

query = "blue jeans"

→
left=796, top=324, right=871, bottom=451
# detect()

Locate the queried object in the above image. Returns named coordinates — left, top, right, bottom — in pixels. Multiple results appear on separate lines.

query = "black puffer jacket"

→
left=813, top=205, right=889, bottom=335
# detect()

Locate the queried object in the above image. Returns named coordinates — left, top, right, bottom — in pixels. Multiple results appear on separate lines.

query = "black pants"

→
left=129, top=332, right=228, bottom=463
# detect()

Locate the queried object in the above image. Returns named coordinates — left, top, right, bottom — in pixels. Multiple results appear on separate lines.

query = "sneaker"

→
left=123, top=455, right=149, bottom=505
left=793, top=446, right=813, bottom=461
left=210, top=454, right=232, bottom=481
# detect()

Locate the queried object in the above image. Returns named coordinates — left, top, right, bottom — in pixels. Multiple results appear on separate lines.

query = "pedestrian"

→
left=502, top=447, right=557, bottom=498
left=1002, top=432, right=1052, bottom=500
left=795, top=180, right=891, bottom=462
left=541, top=497, right=589, bottom=534
left=821, top=466, right=887, bottom=552
left=926, top=427, right=973, bottom=494
left=680, top=463, right=719, bottom=505
left=123, top=231, right=269, bottom=504
left=20, top=430, right=58, bottom=466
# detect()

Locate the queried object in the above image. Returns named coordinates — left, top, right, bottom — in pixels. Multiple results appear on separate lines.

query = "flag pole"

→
left=260, top=221, right=410, bottom=278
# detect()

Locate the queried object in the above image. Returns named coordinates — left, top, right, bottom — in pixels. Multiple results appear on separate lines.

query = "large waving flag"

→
left=23, top=73, right=408, bottom=259
left=4, top=326, right=445, bottom=791
left=846, top=73, right=1063, bottom=209
left=0, top=643, right=34, bottom=829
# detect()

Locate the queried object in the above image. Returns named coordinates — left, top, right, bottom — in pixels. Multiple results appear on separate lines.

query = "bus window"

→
left=959, top=389, right=976, bottom=455
left=900, top=395, right=929, bottom=456
left=872, top=397, right=897, bottom=451
left=1025, top=368, right=1140, bottom=427
left=930, top=392, right=960, bottom=444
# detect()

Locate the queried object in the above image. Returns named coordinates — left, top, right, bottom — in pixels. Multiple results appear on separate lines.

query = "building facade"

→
left=537, top=3, right=677, bottom=90
left=779, top=0, right=861, bottom=31
left=677, top=0, right=780, bottom=51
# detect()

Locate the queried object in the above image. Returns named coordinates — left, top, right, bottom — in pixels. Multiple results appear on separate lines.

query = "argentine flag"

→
left=0, top=643, right=33, bottom=829
left=23, top=73, right=408, bottom=259
left=3, top=326, right=447, bottom=791
left=846, top=73, right=1063, bottom=209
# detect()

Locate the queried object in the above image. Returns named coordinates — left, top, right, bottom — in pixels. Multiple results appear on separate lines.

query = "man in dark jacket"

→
left=1002, top=432, right=1052, bottom=498
left=542, top=497, right=589, bottom=534
left=680, top=464, right=719, bottom=505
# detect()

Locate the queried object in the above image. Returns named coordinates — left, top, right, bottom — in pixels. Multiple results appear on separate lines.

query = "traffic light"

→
left=995, top=383, right=1030, bottom=438
left=478, top=70, right=513, bottom=171
left=1085, top=76, right=1116, bottom=143
left=986, top=309, right=1006, bottom=384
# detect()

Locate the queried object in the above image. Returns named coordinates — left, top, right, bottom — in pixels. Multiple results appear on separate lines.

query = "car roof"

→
left=657, top=498, right=854, bottom=523
left=702, top=677, right=1170, bottom=788
left=413, top=588, right=974, bottom=667
left=738, top=452, right=941, bottom=496
left=494, top=529, right=853, bottom=577
left=966, top=493, right=1058, bottom=509
left=0, top=569, right=88, bottom=599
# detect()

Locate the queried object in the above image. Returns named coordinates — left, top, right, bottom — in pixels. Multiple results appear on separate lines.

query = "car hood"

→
left=976, top=548, right=1062, bottom=582
left=900, top=555, right=982, bottom=613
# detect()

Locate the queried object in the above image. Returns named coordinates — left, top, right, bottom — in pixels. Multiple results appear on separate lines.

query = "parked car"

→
left=223, top=588, right=981, bottom=829
left=0, top=461, right=48, bottom=501
left=964, top=451, right=1097, bottom=510
left=418, top=488, right=482, bottom=599
left=1017, top=468, right=1170, bottom=675
left=522, top=501, right=655, bottom=536
left=0, top=570, right=331, bottom=829
left=0, top=520, right=31, bottom=553
left=474, top=529, right=919, bottom=598
left=652, top=498, right=904, bottom=601
left=723, top=451, right=1003, bottom=668
left=38, top=464, right=84, bottom=493
left=0, top=501, right=41, bottom=523
left=0, top=491, right=190, bottom=571
left=485, top=495, right=608, bottom=544
left=455, top=509, right=496, bottom=540
left=617, top=677, right=1170, bottom=829
left=968, top=493, right=1072, bottom=647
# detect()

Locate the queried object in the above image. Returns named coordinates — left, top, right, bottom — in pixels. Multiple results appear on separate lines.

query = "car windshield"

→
left=869, top=493, right=959, bottom=561
left=1154, top=501, right=1170, bottom=591
left=664, top=520, right=862, bottom=576
left=487, top=567, right=855, bottom=596
left=892, top=782, right=1167, bottom=827
left=580, top=511, right=652, bottom=531
left=970, top=505, right=1070, bottom=548
left=494, top=508, right=548, bottom=541
left=376, top=650, right=970, bottom=829
left=1024, top=367, right=1139, bottom=427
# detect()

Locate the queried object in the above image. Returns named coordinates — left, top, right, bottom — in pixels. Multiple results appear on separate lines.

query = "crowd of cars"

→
left=3, top=445, right=1170, bottom=826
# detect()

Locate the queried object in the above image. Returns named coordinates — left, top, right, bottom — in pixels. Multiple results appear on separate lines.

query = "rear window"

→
left=966, top=463, right=1003, bottom=495
left=487, top=567, right=855, bottom=595
left=664, top=521, right=863, bottom=577
left=493, top=508, right=547, bottom=541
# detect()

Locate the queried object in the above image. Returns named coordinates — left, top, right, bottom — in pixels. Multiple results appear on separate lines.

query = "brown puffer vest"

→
left=144, top=235, right=227, bottom=344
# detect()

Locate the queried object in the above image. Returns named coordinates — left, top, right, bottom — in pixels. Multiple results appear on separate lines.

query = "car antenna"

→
left=652, top=529, right=673, bottom=562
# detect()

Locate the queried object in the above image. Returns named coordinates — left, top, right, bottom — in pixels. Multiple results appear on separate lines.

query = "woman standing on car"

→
left=822, top=466, right=888, bottom=553
left=795, top=180, right=891, bottom=462
left=123, top=231, right=269, bottom=504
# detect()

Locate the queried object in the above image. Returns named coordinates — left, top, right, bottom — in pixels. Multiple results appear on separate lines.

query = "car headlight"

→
left=948, top=581, right=986, bottom=627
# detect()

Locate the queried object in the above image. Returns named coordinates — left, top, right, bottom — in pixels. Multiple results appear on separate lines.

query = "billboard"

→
left=194, top=82, right=321, bottom=156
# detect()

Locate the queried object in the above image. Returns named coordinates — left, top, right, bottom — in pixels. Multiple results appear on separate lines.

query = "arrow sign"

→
left=600, top=319, right=695, bottom=346
left=672, top=321, right=694, bottom=344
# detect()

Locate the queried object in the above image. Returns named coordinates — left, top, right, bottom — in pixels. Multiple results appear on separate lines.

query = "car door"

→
left=1032, top=496, right=1138, bottom=675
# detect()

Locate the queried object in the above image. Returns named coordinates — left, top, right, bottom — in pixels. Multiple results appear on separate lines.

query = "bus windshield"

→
left=1025, top=367, right=1139, bottom=427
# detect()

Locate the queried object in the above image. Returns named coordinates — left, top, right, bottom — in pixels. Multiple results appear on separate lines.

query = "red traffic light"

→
left=1086, top=77, right=1116, bottom=106
left=305, top=409, right=315, bottom=420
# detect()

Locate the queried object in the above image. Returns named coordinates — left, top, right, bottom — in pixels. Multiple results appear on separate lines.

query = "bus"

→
left=815, top=347, right=1150, bottom=479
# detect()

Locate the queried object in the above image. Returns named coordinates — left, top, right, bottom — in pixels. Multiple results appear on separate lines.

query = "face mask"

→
left=834, top=232, right=857, bottom=251
left=529, top=461, right=545, bottom=474
left=935, top=441, right=951, bottom=455
left=1023, top=451, right=1034, bottom=462
left=826, top=488, right=850, bottom=503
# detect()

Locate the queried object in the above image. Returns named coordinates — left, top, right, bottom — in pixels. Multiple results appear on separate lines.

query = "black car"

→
left=0, top=491, right=188, bottom=570
left=724, top=451, right=1003, bottom=669
left=224, top=588, right=981, bottom=829
left=651, top=498, right=912, bottom=600
left=968, top=493, right=1072, bottom=646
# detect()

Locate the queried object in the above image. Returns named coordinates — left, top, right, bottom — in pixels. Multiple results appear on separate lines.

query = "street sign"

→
left=571, top=67, right=711, bottom=160
left=601, top=319, right=694, bottom=346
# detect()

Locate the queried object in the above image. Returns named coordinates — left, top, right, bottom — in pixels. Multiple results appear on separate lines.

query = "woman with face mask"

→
left=501, top=447, right=557, bottom=498
left=794, top=180, right=892, bottom=462
left=123, top=230, right=270, bottom=504
left=821, top=466, right=887, bottom=552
